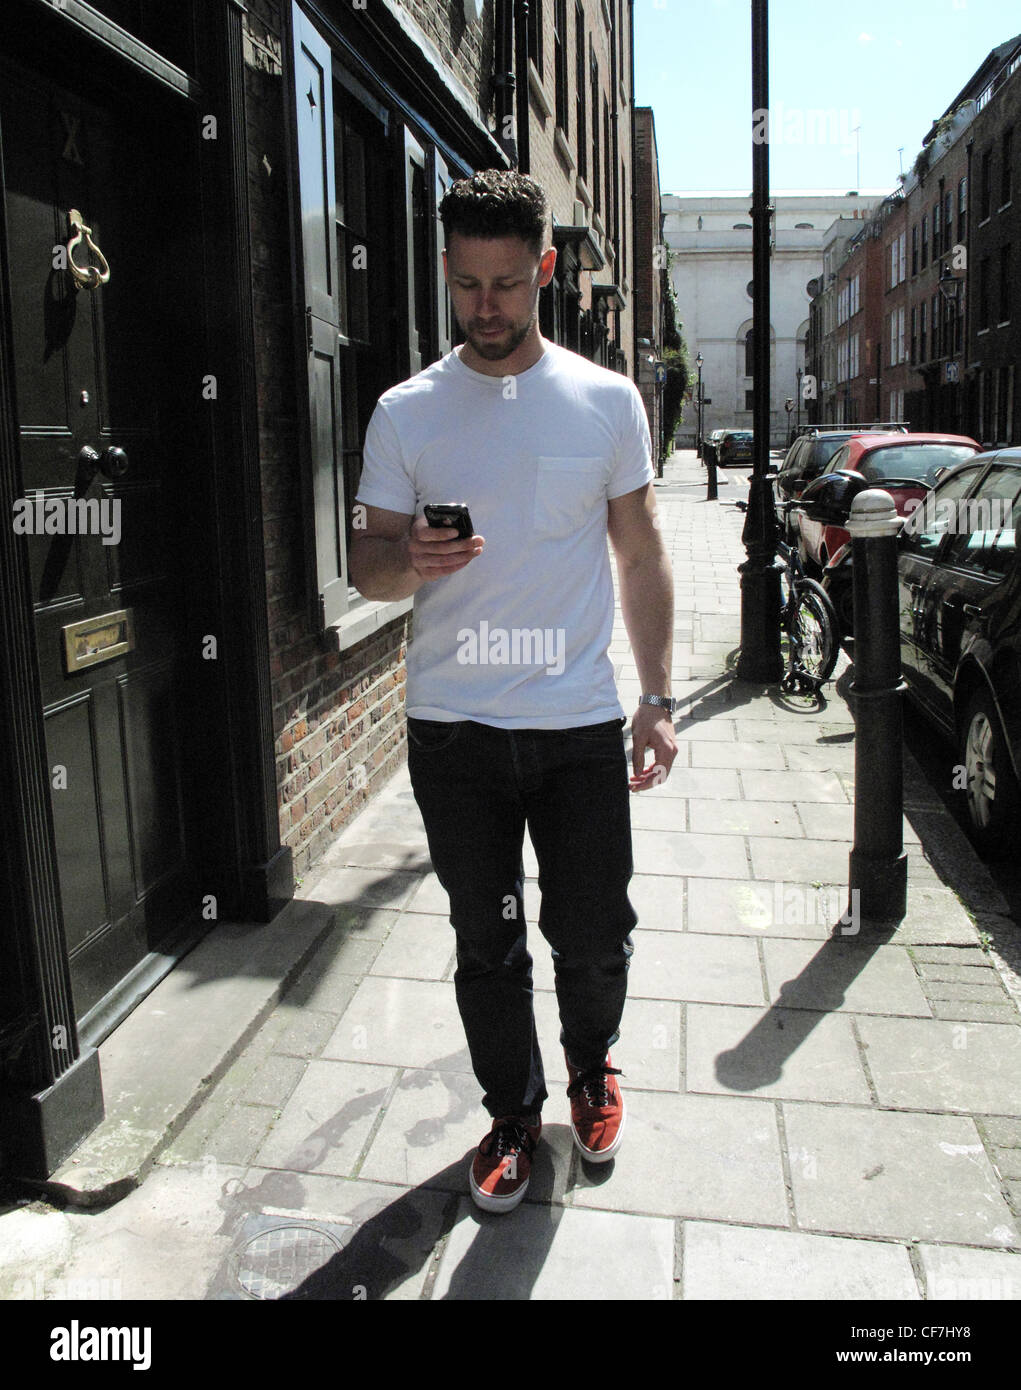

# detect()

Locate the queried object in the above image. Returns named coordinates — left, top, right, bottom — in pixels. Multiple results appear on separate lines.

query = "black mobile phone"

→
left=424, top=502, right=474, bottom=539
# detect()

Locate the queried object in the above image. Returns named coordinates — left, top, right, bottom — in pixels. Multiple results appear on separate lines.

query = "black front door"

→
left=1, top=59, right=199, bottom=1033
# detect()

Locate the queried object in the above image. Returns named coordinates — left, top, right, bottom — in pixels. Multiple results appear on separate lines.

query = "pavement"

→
left=3, top=448, right=1021, bottom=1303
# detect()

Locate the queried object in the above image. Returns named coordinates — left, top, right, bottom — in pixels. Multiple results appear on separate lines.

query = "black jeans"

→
left=407, top=715, right=637, bottom=1119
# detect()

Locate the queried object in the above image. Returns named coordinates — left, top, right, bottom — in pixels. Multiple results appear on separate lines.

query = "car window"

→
left=940, top=466, right=1021, bottom=577
left=816, top=437, right=849, bottom=467
left=901, top=465, right=986, bottom=558
left=826, top=444, right=851, bottom=474
left=781, top=439, right=804, bottom=471
left=859, top=444, right=977, bottom=487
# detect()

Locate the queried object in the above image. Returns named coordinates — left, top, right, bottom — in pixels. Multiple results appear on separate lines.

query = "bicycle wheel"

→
left=786, top=578, right=839, bottom=685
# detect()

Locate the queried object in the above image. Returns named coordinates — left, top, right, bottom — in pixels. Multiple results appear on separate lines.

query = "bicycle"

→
left=734, top=498, right=840, bottom=693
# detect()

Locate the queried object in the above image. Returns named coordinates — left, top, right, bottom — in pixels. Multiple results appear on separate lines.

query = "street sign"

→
left=945, top=361, right=960, bottom=383
left=655, top=363, right=667, bottom=384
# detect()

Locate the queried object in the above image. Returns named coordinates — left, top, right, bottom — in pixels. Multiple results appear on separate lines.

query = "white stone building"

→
left=663, top=191, right=888, bottom=446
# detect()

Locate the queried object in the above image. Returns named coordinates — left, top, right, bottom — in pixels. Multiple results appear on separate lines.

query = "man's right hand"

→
left=407, top=513, right=485, bottom=582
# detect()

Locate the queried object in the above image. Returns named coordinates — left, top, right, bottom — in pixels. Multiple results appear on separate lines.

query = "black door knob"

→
left=76, top=444, right=129, bottom=485
left=99, top=446, right=129, bottom=479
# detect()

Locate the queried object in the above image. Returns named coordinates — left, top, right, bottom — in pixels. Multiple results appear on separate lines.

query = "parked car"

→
left=717, top=430, right=753, bottom=467
left=796, top=434, right=981, bottom=578
left=773, top=424, right=908, bottom=525
left=896, top=447, right=1021, bottom=856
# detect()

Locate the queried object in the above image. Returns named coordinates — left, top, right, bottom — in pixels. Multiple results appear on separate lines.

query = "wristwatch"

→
left=639, top=694, right=677, bottom=715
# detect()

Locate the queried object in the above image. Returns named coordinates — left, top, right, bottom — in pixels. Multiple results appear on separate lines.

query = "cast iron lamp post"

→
left=736, top=0, right=783, bottom=683
left=695, top=351, right=704, bottom=459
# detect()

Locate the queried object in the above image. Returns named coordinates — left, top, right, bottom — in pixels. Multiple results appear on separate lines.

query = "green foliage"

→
left=659, top=245, right=690, bottom=461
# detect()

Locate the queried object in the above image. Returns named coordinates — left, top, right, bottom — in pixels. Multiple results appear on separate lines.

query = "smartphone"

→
left=424, top=502, right=474, bottom=540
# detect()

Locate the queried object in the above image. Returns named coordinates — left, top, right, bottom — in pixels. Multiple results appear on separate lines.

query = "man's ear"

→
left=539, top=245, right=557, bottom=287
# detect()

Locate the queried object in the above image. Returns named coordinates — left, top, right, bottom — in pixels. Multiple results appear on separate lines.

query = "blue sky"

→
left=635, top=0, right=1021, bottom=193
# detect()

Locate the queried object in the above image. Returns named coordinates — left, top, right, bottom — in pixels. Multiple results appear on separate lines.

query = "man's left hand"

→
left=628, top=704, right=679, bottom=792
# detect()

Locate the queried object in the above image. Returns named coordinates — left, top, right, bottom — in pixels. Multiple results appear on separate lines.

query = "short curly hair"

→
left=439, top=169, right=550, bottom=257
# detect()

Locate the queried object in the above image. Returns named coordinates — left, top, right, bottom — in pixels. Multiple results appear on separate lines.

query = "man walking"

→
left=350, top=169, right=677, bottom=1213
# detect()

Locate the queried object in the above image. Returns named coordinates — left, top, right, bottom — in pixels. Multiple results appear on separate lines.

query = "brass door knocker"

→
left=66, top=208, right=110, bottom=291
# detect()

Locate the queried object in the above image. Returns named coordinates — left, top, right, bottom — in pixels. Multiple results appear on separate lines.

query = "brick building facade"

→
left=967, top=43, right=1021, bottom=445
left=811, top=32, right=1021, bottom=445
left=632, top=106, right=665, bottom=458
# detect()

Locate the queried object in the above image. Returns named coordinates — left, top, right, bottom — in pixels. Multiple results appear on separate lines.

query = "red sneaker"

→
left=565, top=1052, right=625, bottom=1163
left=469, top=1115, right=542, bottom=1213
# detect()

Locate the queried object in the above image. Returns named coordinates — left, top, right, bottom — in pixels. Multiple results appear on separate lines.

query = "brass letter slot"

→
left=62, top=608, right=135, bottom=673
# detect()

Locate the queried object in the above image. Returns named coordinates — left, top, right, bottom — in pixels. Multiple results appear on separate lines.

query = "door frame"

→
left=0, top=0, right=290, bottom=1179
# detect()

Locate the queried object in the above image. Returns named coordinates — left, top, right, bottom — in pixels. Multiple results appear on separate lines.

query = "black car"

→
left=717, top=430, right=753, bottom=466
left=897, top=447, right=1021, bottom=856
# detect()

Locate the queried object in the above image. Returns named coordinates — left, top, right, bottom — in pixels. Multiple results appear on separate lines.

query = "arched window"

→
left=738, top=320, right=775, bottom=379
left=796, top=319, right=810, bottom=373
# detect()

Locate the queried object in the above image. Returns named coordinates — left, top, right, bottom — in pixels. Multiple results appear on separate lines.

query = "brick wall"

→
left=397, top=0, right=493, bottom=115
left=632, top=108, right=658, bottom=344
left=526, top=0, right=635, bottom=372
left=244, top=0, right=411, bottom=880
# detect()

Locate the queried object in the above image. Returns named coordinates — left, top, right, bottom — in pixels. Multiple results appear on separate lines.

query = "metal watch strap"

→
left=639, top=694, right=676, bottom=714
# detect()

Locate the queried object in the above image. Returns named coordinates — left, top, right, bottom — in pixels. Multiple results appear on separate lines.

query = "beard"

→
left=464, top=307, right=537, bottom=361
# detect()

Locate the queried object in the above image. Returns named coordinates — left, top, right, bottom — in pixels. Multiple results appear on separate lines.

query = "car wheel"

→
left=958, top=690, right=1021, bottom=858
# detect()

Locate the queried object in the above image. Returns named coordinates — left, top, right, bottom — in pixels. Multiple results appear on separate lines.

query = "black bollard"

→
left=847, top=489, right=908, bottom=922
left=707, top=450, right=718, bottom=501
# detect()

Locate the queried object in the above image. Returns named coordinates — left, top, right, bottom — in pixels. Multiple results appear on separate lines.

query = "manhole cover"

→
left=233, top=1224, right=342, bottom=1299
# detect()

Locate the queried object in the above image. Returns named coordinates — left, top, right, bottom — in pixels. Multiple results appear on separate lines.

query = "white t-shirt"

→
left=355, top=339, right=654, bottom=729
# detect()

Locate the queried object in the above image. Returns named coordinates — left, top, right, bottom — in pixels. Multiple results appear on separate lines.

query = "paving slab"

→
left=322, top=976, right=472, bottom=1072
left=570, top=1090, right=788, bottom=1225
left=916, top=1243, right=1021, bottom=1299
left=686, top=1003, right=872, bottom=1103
left=856, top=1017, right=1021, bottom=1115
left=369, top=912, right=456, bottom=981
left=627, top=873, right=684, bottom=929
left=687, top=876, right=847, bottom=940
left=735, top=719, right=856, bottom=745
left=741, top=768, right=849, bottom=803
left=749, top=836, right=860, bottom=886
left=682, top=1221, right=919, bottom=1300
left=252, top=1059, right=398, bottom=1178
left=763, top=939, right=933, bottom=1016
left=626, top=929, right=765, bottom=1005
left=632, top=829, right=749, bottom=879
left=688, top=743, right=788, bottom=771
left=782, top=1104, right=1019, bottom=1247
left=628, top=795, right=688, bottom=831
left=431, top=1203, right=675, bottom=1300
left=689, top=798, right=803, bottom=837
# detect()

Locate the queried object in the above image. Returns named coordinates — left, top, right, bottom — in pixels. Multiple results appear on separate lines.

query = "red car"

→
left=795, top=433, right=982, bottom=572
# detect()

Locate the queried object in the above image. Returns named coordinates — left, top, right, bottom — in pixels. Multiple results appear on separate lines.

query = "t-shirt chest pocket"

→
left=534, top=456, right=607, bottom=538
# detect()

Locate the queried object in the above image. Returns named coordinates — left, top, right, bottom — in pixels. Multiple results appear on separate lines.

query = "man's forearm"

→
left=617, top=546, right=674, bottom=694
left=349, top=534, right=426, bottom=601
